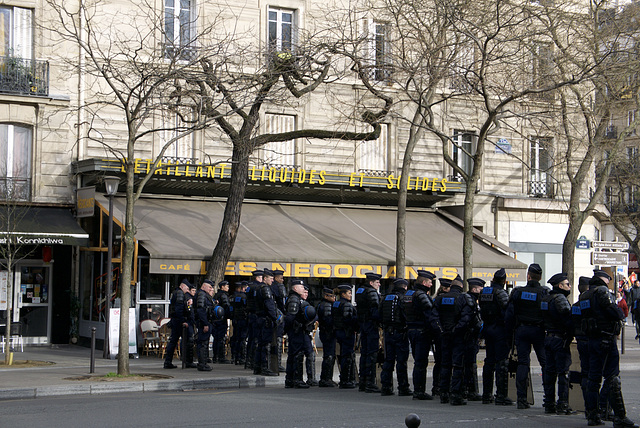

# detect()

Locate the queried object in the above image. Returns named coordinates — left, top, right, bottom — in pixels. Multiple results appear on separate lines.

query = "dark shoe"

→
left=432, top=387, right=441, bottom=396
left=278, top=365, right=286, bottom=372
left=495, top=396, right=514, bottom=406
left=184, top=362, right=198, bottom=369
left=482, top=395, right=494, bottom=404
left=366, top=384, right=382, bottom=393
left=587, top=410, right=604, bottom=426
left=206, top=358, right=213, bottom=363
left=285, top=380, right=295, bottom=388
left=398, top=388, right=413, bottom=397
left=440, top=393, right=450, bottom=404
left=197, top=364, right=213, bottom=371
left=556, top=403, right=576, bottom=415
left=517, top=400, right=530, bottom=409
left=307, top=379, right=319, bottom=387
left=339, top=382, right=356, bottom=389
left=359, top=383, right=366, bottom=392
left=319, top=380, right=335, bottom=387
left=294, top=381, right=310, bottom=389
left=380, top=387, right=394, bottom=396
left=413, top=392, right=433, bottom=400
left=614, top=416, right=639, bottom=428
left=163, top=363, right=177, bottom=369
left=253, top=368, right=262, bottom=375
left=466, top=392, right=482, bottom=401
left=544, top=405, right=557, bottom=414
left=450, top=394, right=467, bottom=406
left=218, top=359, right=233, bottom=365
left=261, top=369, right=279, bottom=377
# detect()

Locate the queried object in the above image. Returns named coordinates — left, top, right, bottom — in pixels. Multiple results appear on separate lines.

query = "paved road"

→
left=2, top=373, right=640, bottom=428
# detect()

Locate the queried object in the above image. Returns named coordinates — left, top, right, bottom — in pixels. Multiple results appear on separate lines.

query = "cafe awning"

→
left=102, top=197, right=527, bottom=280
left=0, top=206, right=89, bottom=246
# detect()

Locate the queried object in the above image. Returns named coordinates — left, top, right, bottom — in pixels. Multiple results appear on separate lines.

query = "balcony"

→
left=0, top=56, right=49, bottom=97
left=528, top=180, right=554, bottom=198
left=0, top=177, right=31, bottom=201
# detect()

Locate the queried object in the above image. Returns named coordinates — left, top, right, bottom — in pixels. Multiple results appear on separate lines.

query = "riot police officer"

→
left=463, top=278, right=484, bottom=401
left=302, top=285, right=319, bottom=386
left=379, top=278, right=411, bottom=396
left=478, top=268, right=512, bottom=405
left=355, top=272, right=382, bottom=393
left=284, top=279, right=316, bottom=388
left=245, top=270, right=263, bottom=370
left=183, top=284, right=197, bottom=368
left=581, top=269, right=638, bottom=428
left=431, top=275, right=474, bottom=405
left=230, top=281, right=248, bottom=365
left=505, top=263, right=549, bottom=410
left=164, top=278, right=193, bottom=369
left=541, top=273, right=573, bottom=415
left=317, top=287, right=337, bottom=387
left=272, top=269, right=287, bottom=372
left=255, top=269, right=279, bottom=376
left=213, top=281, right=232, bottom=364
left=333, top=284, right=359, bottom=389
left=432, top=277, right=451, bottom=396
left=403, top=270, right=436, bottom=400
left=195, top=280, right=215, bottom=371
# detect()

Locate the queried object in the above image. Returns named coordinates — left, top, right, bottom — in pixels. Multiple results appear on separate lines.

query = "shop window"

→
left=0, top=123, right=32, bottom=201
left=357, top=123, right=388, bottom=175
left=268, top=7, right=295, bottom=53
left=0, top=6, right=32, bottom=59
left=164, top=0, right=196, bottom=60
left=263, top=113, right=296, bottom=167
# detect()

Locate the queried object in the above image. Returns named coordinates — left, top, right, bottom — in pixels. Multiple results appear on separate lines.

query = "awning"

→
left=0, top=206, right=89, bottom=246
left=103, top=197, right=527, bottom=281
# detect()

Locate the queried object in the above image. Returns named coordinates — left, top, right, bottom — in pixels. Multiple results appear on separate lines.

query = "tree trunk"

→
left=207, top=144, right=251, bottom=283
left=562, top=188, right=585, bottom=284
left=462, top=183, right=475, bottom=289
left=4, top=258, right=13, bottom=365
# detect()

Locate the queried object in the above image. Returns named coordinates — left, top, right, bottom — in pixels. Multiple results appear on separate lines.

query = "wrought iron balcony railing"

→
left=0, top=177, right=31, bottom=201
left=528, top=179, right=554, bottom=198
left=0, top=56, right=49, bottom=96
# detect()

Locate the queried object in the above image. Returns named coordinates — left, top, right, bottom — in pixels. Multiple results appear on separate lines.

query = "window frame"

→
left=164, top=0, right=197, bottom=60
left=357, top=123, right=389, bottom=174
left=0, top=123, right=33, bottom=201
left=268, top=7, right=295, bottom=53
left=262, top=113, right=297, bottom=167
left=451, top=130, right=476, bottom=179
left=529, top=136, right=552, bottom=197
left=365, top=19, right=391, bottom=82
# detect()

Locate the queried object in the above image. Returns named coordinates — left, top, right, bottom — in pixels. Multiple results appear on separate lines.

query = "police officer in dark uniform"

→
left=230, top=281, right=248, bottom=365
left=245, top=270, right=263, bottom=370
left=479, top=268, right=512, bottom=405
left=333, top=284, right=359, bottom=389
left=431, top=275, right=474, bottom=405
left=403, top=270, right=436, bottom=400
left=317, top=287, right=337, bottom=387
left=580, top=269, right=638, bottom=428
left=213, top=280, right=232, bottom=364
left=355, top=272, right=382, bottom=393
left=572, top=276, right=591, bottom=409
left=302, top=285, right=319, bottom=386
left=463, top=278, right=485, bottom=402
left=505, top=263, right=549, bottom=409
left=255, top=268, right=279, bottom=376
left=284, top=279, right=315, bottom=388
left=431, top=277, right=451, bottom=396
left=195, top=280, right=215, bottom=371
left=272, top=270, right=287, bottom=372
left=183, top=284, right=197, bottom=368
left=541, top=272, right=573, bottom=415
left=164, top=278, right=193, bottom=369
left=379, top=278, right=411, bottom=396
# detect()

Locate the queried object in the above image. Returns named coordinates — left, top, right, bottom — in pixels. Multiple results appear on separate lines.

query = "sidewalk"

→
left=2, top=325, right=640, bottom=400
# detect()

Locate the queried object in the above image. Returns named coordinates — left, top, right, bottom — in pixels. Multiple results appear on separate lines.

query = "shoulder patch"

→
left=540, top=301, right=548, bottom=310
left=384, top=294, right=396, bottom=301
left=332, top=301, right=340, bottom=308
left=356, top=288, right=365, bottom=294
left=406, top=290, right=415, bottom=296
left=572, top=305, right=582, bottom=315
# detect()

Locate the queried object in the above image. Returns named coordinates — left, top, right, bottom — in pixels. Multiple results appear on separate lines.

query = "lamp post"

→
left=103, top=175, right=119, bottom=359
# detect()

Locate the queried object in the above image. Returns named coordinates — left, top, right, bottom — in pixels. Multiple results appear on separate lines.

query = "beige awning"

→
left=101, top=196, right=527, bottom=281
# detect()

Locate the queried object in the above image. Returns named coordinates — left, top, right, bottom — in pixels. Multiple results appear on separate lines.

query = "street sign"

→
left=591, top=252, right=629, bottom=266
left=576, top=236, right=590, bottom=249
left=591, top=241, right=629, bottom=250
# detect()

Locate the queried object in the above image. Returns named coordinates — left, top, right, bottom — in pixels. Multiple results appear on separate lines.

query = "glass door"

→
left=15, top=262, right=52, bottom=344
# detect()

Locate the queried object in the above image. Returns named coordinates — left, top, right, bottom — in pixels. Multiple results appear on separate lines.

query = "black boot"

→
left=380, top=385, right=394, bottom=396
left=197, top=347, right=212, bottom=371
left=482, top=364, right=494, bottom=404
left=609, top=376, right=638, bottom=428
left=277, top=336, right=286, bottom=372
left=339, top=355, right=356, bottom=389
left=319, top=355, right=336, bottom=387
left=450, top=393, right=467, bottom=406
left=218, top=338, right=232, bottom=364
left=465, top=362, right=482, bottom=401
left=261, top=344, right=279, bottom=376
left=587, top=410, right=604, bottom=426
left=365, top=354, right=381, bottom=393
left=184, top=339, right=197, bottom=368
left=294, top=353, right=309, bottom=388
left=494, top=360, right=513, bottom=406
left=306, top=352, right=318, bottom=386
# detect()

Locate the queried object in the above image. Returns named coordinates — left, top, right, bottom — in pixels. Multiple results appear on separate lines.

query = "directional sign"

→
left=591, top=252, right=629, bottom=266
left=592, top=241, right=629, bottom=250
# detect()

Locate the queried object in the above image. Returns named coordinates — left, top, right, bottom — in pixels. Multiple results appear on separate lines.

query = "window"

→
left=529, top=137, right=552, bottom=197
left=629, top=110, right=637, bottom=134
left=164, top=0, right=196, bottom=60
left=532, top=43, right=553, bottom=97
left=268, top=8, right=294, bottom=52
left=263, top=113, right=296, bottom=166
left=450, top=45, right=476, bottom=92
left=366, top=20, right=391, bottom=81
left=451, top=130, right=475, bottom=180
left=0, top=6, right=32, bottom=58
left=161, top=112, right=194, bottom=162
left=628, top=146, right=638, bottom=169
left=357, top=124, right=388, bottom=174
left=0, top=124, right=32, bottom=200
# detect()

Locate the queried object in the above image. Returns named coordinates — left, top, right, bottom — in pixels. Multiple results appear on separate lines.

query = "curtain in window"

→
left=13, top=7, right=32, bottom=59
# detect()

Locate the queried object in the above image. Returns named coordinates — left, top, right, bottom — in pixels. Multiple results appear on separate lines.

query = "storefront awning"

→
left=102, top=197, right=527, bottom=280
left=0, top=206, right=89, bottom=246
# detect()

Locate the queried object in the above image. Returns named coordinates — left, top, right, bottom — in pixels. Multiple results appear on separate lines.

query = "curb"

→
left=0, top=375, right=285, bottom=401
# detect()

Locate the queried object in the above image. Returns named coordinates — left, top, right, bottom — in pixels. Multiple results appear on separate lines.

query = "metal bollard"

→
left=90, top=327, right=96, bottom=373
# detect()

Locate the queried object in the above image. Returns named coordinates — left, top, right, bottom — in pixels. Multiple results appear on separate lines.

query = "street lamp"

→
left=103, top=175, right=119, bottom=359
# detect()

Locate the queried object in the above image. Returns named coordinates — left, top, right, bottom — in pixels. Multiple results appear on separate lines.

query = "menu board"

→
left=20, top=266, right=48, bottom=305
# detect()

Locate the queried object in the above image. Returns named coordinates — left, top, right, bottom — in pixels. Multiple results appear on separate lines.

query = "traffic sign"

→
left=591, top=252, right=629, bottom=266
left=591, top=241, right=629, bottom=250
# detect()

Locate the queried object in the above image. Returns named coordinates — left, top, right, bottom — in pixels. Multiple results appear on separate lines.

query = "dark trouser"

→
left=380, top=329, right=410, bottom=391
left=482, top=322, right=510, bottom=399
left=336, top=329, right=356, bottom=386
left=245, top=313, right=257, bottom=368
left=408, top=328, right=432, bottom=395
left=440, top=332, right=465, bottom=395
left=359, top=322, right=379, bottom=384
left=196, top=323, right=211, bottom=364
left=230, top=319, right=248, bottom=362
left=303, top=331, right=316, bottom=382
left=514, top=325, right=546, bottom=404
left=463, top=333, right=480, bottom=396
left=285, top=330, right=305, bottom=384
left=255, top=316, right=274, bottom=372
left=585, top=337, right=624, bottom=417
left=319, top=330, right=336, bottom=383
left=432, top=334, right=442, bottom=394
left=543, top=334, right=571, bottom=408
left=213, top=320, right=228, bottom=361
left=165, top=319, right=185, bottom=364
